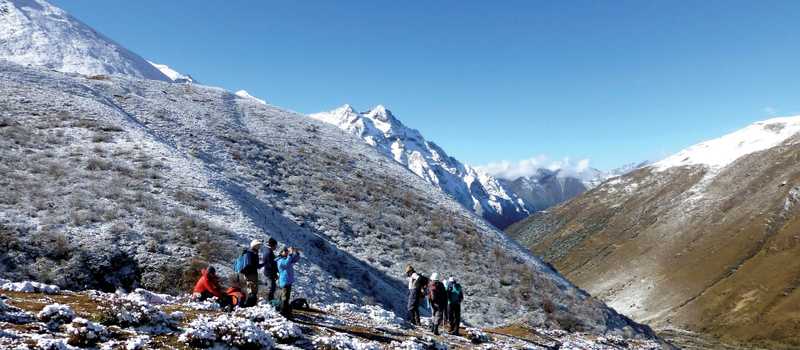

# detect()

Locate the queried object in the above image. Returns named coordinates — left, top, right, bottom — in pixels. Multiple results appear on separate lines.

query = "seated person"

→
left=192, top=266, right=231, bottom=307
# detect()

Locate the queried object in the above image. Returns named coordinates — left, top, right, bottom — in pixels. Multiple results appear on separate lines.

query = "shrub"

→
left=86, top=158, right=112, bottom=171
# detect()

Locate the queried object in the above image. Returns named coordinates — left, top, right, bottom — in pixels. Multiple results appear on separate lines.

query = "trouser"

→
left=280, top=284, right=293, bottom=318
left=448, top=303, right=461, bottom=334
left=431, top=307, right=444, bottom=334
left=240, top=273, right=259, bottom=307
left=267, top=277, right=278, bottom=302
left=406, top=289, right=420, bottom=325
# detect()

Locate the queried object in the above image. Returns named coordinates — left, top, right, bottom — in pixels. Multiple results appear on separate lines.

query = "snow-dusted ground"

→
left=0, top=281, right=669, bottom=349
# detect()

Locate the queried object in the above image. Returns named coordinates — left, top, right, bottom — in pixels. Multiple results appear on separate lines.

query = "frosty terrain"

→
left=0, top=279, right=668, bottom=350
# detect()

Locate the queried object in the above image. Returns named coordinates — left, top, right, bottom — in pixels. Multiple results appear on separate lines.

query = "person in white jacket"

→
left=405, top=265, right=426, bottom=325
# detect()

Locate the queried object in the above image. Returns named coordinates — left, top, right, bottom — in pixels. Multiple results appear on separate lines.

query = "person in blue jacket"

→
left=276, top=246, right=301, bottom=318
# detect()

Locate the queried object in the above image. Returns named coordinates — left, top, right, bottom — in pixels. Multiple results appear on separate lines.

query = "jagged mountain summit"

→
left=507, top=116, right=800, bottom=348
left=310, top=104, right=531, bottom=229
left=0, top=0, right=169, bottom=81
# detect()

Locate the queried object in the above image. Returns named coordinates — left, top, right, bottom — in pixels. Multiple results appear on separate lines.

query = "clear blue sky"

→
left=54, top=0, right=800, bottom=170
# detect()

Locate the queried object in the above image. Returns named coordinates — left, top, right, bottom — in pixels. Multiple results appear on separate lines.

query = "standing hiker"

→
left=427, top=273, right=448, bottom=335
left=276, top=246, right=301, bottom=318
left=262, top=238, right=279, bottom=302
left=405, top=265, right=427, bottom=326
left=446, top=276, right=464, bottom=335
left=234, top=240, right=265, bottom=307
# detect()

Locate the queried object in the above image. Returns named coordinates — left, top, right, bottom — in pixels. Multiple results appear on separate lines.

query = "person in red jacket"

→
left=192, top=266, right=230, bottom=307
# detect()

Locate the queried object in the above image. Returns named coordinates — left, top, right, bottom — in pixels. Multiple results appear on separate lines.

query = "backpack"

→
left=429, top=281, right=447, bottom=307
left=448, top=283, right=463, bottom=304
left=233, top=249, right=252, bottom=274
left=414, top=275, right=429, bottom=290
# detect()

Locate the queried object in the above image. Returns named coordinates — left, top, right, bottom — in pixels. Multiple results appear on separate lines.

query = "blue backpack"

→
left=233, top=250, right=252, bottom=274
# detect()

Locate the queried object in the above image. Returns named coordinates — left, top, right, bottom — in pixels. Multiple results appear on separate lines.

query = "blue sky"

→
left=54, top=0, right=800, bottom=172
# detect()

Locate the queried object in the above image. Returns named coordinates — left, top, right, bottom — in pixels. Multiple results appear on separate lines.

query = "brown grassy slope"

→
left=506, top=136, right=800, bottom=348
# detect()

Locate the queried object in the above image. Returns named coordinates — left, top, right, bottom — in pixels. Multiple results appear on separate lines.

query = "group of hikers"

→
left=190, top=238, right=466, bottom=336
left=191, top=238, right=302, bottom=317
left=406, top=265, right=465, bottom=336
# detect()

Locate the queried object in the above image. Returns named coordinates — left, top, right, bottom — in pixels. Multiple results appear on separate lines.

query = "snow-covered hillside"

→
left=0, top=0, right=169, bottom=81
left=0, top=60, right=660, bottom=336
left=654, top=116, right=800, bottom=173
left=508, top=116, right=800, bottom=348
left=311, top=105, right=530, bottom=229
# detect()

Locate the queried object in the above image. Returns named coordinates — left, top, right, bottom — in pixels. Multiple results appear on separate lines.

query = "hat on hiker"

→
left=448, top=276, right=455, bottom=283
left=405, top=265, right=415, bottom=275
left=431, top=272, right=440, bottom=281
left=268, top=238, right=278, bottom=247
left=250, top=239, right=263, bottom=250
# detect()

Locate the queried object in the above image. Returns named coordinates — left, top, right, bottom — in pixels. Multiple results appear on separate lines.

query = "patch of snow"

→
left=312, top=333, right=381, bottom=350
left=179, top=313, right=275, bottom=349
left=235, top=90, right=267, bottom=104
left=320, top=303, right=405, bottom=328
left=37, top=303, right=75, bottom=327
left=654, top=116, right=800, bottom=172
left=147, top=61, right=194, bottom=83
left=1, top=280, right=60, bottom=294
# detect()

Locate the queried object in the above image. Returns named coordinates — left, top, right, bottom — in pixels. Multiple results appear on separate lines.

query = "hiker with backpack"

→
left=276, top=246, right=301, bottom=318
left=427, top=272, right=448, bottom=335
left=191, top=265, right=230, bottom=307
left=234, top=240, right=266, bottom=307
left=262, top=238, right=279, bottom=302
left=405, top=265, right=427, bottom=326
left=446, top=276, right=464, bottom=335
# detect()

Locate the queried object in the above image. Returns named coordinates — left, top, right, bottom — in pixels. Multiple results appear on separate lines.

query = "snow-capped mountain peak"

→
left=0, top=0, right=170, bottom=81
left=654, top=116, right=800, bottom=171
left=311, top=104, right=530, bottom=228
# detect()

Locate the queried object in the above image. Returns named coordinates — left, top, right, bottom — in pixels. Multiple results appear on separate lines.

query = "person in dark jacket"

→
left=427, top=273, right=447, bottom=335
left=446, top=276, right=464, bottom=335
left=262, top=238, right=279, bottom=302
left=276, top=246, right=301, bottom=318
left=240, top=240, right=265, bottom=307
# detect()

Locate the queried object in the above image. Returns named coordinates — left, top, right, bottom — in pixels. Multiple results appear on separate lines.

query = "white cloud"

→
left=476, top=155, right=594, bottom=180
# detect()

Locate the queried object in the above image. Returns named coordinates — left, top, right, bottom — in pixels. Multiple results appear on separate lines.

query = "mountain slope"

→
left=0, top=0, right=169, bottom=81
left=0, top=61, right=660, bottom=340
left=310, top=105, right=530, bottom=229
left=507, top=117, right=800, bottom=348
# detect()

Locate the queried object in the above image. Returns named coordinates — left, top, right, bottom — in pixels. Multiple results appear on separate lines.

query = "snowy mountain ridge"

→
left=310, top=104, right=531, bottom=229
left=654, top=116, right=800, bottom=172
left=0, top=0, right=170, bottom=81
